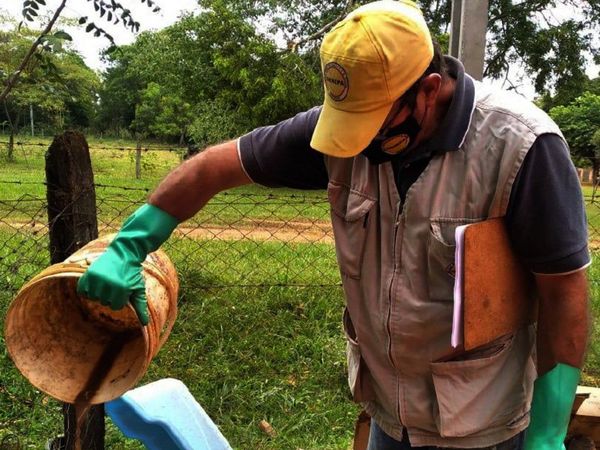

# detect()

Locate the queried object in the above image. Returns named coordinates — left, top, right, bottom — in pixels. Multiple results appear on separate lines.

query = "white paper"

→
left=451, top=224, right=470, bottom=348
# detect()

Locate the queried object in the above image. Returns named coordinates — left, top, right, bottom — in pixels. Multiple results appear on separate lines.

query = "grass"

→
left=0, top=229, right=356, bottom=449
left=0, top=134, right=330, bottom=225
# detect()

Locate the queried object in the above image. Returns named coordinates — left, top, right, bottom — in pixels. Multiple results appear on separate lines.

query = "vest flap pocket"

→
left=328, top=183, right=376, bottom=222
left=430, top=331, right=532, bottom=438
left=328, top=183, right=376, bottom=279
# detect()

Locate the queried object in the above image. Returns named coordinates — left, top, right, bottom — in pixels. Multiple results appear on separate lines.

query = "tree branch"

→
left=289, top=0, right=355, bottom=52
left=0, top=0, right=68, bottom=104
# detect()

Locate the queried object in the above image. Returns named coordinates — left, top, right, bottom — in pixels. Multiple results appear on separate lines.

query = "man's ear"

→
left=418, top=73, right=442, bottom=107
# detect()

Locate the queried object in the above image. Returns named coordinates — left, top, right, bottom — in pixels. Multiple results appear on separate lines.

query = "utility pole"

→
left=449, top=0, right=489, bottom=81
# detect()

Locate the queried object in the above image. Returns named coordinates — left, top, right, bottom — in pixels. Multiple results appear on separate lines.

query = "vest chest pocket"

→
left=428, top=218, right=483, bottom=301
left=328, top=182, right=376, bottom=279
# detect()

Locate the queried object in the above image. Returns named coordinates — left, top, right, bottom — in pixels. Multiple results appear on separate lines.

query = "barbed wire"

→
left=0, top=180, right=329, bottom=202
left=0, top=140, right=186, bottom=152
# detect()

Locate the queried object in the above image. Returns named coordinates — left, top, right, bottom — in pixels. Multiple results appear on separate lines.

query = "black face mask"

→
left=362, top=113, right=422, bottom=165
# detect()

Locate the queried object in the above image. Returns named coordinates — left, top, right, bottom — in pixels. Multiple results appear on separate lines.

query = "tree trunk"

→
left=7, top=131, right=14, bottom=162
left=135, top=141, right=142, bottom=180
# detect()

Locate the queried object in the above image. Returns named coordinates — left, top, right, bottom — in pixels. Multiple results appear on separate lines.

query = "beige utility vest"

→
left=325, top=81, right=564, bottom=447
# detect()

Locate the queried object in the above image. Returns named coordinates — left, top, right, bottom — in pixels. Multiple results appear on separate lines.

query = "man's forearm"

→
left=534, top=270, right=589, bottom=375
left=149, top=140, right=252, bottom=222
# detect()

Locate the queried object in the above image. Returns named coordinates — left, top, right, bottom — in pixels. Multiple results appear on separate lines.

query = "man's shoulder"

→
left=471, top=80, right=561, bottom=136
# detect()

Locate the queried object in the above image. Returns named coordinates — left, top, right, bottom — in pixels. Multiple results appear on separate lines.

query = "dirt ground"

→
left=1, top=219, right=335, bottom=244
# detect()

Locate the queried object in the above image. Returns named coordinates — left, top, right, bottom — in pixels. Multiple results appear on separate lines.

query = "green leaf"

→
left=53, top=31, right=72, bottom=41
left=85, top=23, right=95, bottom=32
left=79, top=16, right=87, bottom=24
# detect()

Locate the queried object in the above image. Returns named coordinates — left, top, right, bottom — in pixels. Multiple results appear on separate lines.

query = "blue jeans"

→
left=366, top=421, right=526, bottom=450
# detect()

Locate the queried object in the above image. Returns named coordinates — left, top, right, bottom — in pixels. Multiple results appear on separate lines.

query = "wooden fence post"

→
left=135, top=142, right=142, bottom=180
left=46, top=131, right=104, bottom=450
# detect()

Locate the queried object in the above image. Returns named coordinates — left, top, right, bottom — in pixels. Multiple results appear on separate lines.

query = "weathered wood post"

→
left=135, top=142, right=142, bottom=180
left=46, top=131, right=104, bottom=450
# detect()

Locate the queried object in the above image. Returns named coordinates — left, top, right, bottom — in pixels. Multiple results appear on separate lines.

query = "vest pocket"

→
left=343, top=308, right=375, bottom=402
left=328, top=182, right=376, bottom=279
left=430, top=332, right=532, bottom=437
left=427, top=218, right=482, bottom=301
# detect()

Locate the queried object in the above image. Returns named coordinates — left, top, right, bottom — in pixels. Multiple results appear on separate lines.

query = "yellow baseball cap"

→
left=310, top=0, right=434, bottom=157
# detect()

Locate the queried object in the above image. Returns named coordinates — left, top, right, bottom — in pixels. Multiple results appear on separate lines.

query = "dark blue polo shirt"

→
left=238, top=58, right=590, bottom=275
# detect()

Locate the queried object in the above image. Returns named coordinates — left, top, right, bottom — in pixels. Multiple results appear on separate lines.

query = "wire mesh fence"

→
left=0, top=181, right=339, bottom=293
left=1, top=178, right=600, bottom=293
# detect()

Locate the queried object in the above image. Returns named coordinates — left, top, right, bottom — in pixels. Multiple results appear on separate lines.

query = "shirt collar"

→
left=425, top=56, right=475, bottom=153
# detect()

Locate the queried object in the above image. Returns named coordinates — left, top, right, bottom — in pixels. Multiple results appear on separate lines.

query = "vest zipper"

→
left=387, top=206, right=401, bottom=368
left=387, top=204, right=404, bottom=426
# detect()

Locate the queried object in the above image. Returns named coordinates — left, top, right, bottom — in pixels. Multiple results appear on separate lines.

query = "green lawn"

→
left=0, top=231, right=355, bottom=449
left=0, top=134, right=330, bottom=225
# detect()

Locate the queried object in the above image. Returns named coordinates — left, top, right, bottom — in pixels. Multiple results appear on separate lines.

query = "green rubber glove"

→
left=77, top=203, right=178, bottom=325
left=524, top=363, right=580, bottom=450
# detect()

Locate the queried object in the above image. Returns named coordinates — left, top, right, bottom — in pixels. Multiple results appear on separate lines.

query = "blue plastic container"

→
left=105, top=378, right=232, bottom=450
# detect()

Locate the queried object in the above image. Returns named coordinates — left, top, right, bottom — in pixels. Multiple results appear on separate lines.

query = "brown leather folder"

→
left=462, top=218, right=537, bottom=350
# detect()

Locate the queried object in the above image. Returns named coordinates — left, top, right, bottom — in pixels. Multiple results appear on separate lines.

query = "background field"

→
left=0, top=135, right=598, bottom=449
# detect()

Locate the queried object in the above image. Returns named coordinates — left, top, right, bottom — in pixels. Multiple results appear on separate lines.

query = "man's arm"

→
left=535, top=269, right=590, bottom=375
left=149, top=140, right=252, bottom=221
left=77, top=140, right=251, bottom=323
left=523, top=270, right=589, bottom=450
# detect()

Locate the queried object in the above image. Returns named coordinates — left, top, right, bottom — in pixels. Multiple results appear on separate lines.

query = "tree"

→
left=0, top=24, right=99, bottom=159
left=0, top=26, right=100, bottom=119
left=95, top=46, right=141, bottom=134
left=1, top=0, right=159, bottom=104
left=57, top=52, right=101, bottom=128
left=198, top=0, right=600, bottom=98
left=131, top=82, right=193, bottom=143
left=549, top=93, right=600, bottom=186
left=99, top=3, right=322, bottom=144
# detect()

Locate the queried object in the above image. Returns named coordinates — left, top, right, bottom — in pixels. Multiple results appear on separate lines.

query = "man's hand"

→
left=77, top=203, right=179, bottom=325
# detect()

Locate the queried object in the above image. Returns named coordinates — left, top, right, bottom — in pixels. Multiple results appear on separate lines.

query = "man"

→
left=78, top=1, right=590, bottom=448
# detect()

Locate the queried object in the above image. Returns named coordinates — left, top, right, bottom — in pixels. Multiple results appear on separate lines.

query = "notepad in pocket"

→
left=452, top=218, right=537, bottom=350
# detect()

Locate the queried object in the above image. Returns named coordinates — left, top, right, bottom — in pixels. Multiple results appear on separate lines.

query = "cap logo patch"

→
left=324, top=62, right=349, bottom=101
left=382, top=134, right=411, bottom=154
